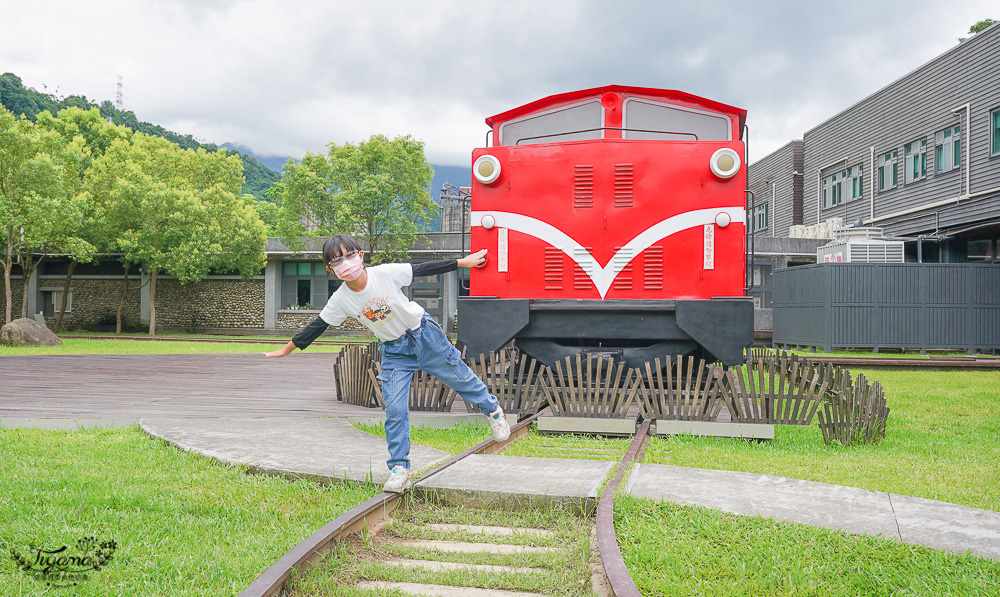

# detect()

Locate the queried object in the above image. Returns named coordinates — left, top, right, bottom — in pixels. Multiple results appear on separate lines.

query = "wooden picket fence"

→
left=637, top=356, right=725, bottom=421
left=332, top=342, right=380, bottom=408
left=719, top=353, right=831, bottom=424
left=818, top=370, right=889, bottom=445
left=538, top=354, right=643, bottom=418
left=467, top=348, right=546, bottom=415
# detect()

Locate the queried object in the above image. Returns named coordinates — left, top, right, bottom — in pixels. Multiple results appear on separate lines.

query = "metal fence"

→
left=772, top=263, right=1000, bottom=353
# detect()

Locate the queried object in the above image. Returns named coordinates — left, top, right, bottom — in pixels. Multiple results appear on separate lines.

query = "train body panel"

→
left=457, top=85, right=754, bottom=368
left=469, top=140, right=747, bottom=300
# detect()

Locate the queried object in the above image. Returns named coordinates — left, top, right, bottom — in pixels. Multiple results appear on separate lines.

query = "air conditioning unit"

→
left=817, top=227, right=904, bottom=263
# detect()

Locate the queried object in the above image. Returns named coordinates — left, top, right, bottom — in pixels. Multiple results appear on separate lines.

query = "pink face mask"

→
left=333, top=255, right=364, bottom=281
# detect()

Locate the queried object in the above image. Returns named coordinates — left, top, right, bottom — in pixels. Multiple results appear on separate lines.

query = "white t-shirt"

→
left=318, top=263, right=426, bottom=341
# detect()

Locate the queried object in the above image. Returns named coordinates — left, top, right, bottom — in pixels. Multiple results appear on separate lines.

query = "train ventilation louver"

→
left=574, top=165, right=594, bottom=208
left=643, top=246, right=664, bottom=290
left=573, top=247, right=594, bottom=290
left=544, top=247, right=563, bottom=290
left=612, top=247, right=633, bottom=290
left=614, top=163, right=634, bottom=208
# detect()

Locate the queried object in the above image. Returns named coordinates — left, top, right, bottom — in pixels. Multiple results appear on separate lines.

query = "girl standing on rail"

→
left=264, top=234, right=509, bottom=493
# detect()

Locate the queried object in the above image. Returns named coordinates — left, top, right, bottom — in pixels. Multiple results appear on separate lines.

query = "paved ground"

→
left=140, top=417, right=451, bottom=484
left=4, top=353, right=999, bottom=561
left=2, top=353, right=415, bottom=418
left=131, top=416, right=1000, bottom=560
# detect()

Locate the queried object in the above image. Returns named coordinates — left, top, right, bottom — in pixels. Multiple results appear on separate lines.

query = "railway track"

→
left=238, top=411, right=649, bottom=597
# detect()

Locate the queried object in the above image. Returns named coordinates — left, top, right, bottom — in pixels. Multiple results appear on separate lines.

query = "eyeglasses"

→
left=328, top=251, right=359, bottom=268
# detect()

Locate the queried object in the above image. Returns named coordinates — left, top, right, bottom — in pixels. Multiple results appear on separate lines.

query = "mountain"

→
left=0, top=72, right=279, bottom=201
left=0, top=72, right=475, bottom=219
left=220, top=143, right=291, bottom=174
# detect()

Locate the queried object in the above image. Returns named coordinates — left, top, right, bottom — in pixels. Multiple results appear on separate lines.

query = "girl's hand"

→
left=458, top=249, right=488, bottom=268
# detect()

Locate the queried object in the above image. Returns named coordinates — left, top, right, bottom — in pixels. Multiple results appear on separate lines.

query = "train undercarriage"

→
left=457, top=296, right=754, bottom=369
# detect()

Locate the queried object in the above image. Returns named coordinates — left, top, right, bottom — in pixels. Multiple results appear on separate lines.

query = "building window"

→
left=966, top=239, right=993, bottom=262
left=935, top=125, right=961, bottom=172
left=824, top=164, right=863, bottom=209
left=904, top=139, right=927, bottom=183
left=991, top=108, right=1000, bottom=156
left=822, top=171, right=841, bottom=209
left=281, top=261, right=339, bottom=309
left=752, top=202, right=769, bottom=232
left=847, top=164, right=863, bottom=201
left=878, top=151, right=897, bottom=191
left=41, top=289, right=72, bottom=318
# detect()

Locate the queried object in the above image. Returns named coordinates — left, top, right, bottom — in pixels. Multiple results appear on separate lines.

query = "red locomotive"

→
left=458, top=85, right=754, bottom=368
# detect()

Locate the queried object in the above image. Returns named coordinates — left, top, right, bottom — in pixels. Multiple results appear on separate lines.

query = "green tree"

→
left=37, top=107, right=133, bottom=331
left=249, top=197, right=280, bottom=237
left=271, top=134, right=435, bottom=263
left=959, top=18, right=997, bottom=41
left=0, top=107, right=91, bottom=324
left=90, top=133, right=267, bottom=336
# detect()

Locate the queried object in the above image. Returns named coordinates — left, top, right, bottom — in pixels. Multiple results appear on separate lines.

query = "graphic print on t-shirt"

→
left=359, top=296, right=394, bottom=326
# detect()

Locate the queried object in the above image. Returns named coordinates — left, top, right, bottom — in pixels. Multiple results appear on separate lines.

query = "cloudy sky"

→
left=3, top=1, right=996, bottom=167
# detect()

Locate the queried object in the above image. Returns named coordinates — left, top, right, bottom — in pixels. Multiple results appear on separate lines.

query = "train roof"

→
left=486, top=85, right=747, bottom=133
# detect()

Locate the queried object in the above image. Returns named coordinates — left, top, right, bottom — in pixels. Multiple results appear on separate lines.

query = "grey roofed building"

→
left=4, top=234, right=469, bottom=337
left=753, top=21, right=1000, bottom=264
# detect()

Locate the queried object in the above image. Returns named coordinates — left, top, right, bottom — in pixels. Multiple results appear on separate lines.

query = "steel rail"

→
left=807, top=356, right=1000, bottom=370
left=238, top=410, right=543, bottom=597
left=596, top=420, right=651, bottom=597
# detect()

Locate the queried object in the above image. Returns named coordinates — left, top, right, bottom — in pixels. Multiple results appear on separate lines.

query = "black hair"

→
left=322, top=235, right=363, bottom=265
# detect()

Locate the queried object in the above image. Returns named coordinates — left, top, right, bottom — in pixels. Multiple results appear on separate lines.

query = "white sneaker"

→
left=383, top=465, right=411, bottom=493
left=488, top=406, right=510, bottom=442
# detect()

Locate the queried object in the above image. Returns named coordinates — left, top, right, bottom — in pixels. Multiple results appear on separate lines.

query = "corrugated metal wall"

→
left=773, top=263, right=1000, bottom=352
left=797, top=24, right=1000, bottom=235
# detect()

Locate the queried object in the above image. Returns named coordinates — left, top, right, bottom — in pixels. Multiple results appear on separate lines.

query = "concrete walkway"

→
left=131, top=416, right=1000, bottom=561
left=627, top=463, right=1000, bottom=560
left=140, top=417, right=451, bottom=484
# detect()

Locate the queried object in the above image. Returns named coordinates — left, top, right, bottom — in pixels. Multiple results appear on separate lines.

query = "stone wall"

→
left=0, top=278, right=25, bottom=323
left=36, top=277, right=142, bottom=329
left=154, top=278, right=265, bottom=329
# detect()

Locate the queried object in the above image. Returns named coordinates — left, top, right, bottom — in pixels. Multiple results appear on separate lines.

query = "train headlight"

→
left=709, top=148, right=741, bottom=179
left=473, top=155, right=502, bottom=185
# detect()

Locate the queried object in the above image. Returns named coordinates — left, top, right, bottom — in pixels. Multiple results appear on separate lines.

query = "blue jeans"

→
left=377, top=313, right=499, bottom=470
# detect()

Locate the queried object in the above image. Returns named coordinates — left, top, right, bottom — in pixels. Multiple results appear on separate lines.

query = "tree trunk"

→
left=117, top=266, right=130, bottom=335
left=4, top=230, right=12, bottom=324
left=53, top=261, right=77, bottom=333
left=20, top=266, right=31, bottom=320
left=2, top=261, right=11, bottom=325
left=148, top=269, right=158, bottom=337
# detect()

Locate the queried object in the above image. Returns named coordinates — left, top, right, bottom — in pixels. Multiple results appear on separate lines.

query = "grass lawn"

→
left=57, top=331, right=364, bottom=342
left=375, top=370, right=998, bottom=511
left=616, top=496, right=1000, bottom=597
left=0, top=426, right=379, bottom=596
left=0, top=337, right=343, bottom=356
left=643, top=369, right=1000, bottom=511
